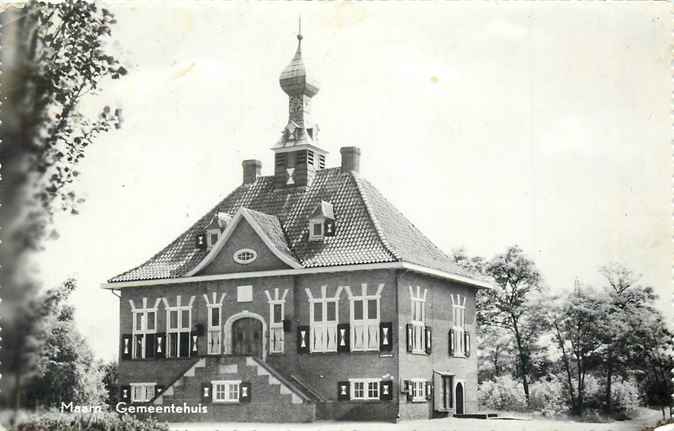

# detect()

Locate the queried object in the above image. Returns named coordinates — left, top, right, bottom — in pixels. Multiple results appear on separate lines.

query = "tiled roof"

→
left=108, top=168, right=475, bottom=283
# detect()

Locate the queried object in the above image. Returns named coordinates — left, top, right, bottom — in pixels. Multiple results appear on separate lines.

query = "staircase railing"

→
left=249, top=356, right=313, bottom=403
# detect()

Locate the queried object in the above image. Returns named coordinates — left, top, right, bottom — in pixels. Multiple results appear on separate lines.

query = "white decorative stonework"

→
left=233, top=248, right=257, bottom=264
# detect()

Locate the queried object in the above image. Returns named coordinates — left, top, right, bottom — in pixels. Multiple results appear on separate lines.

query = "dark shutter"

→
left=379, top=322, right=393, bottom=352
left=425, top=381, right=432, bottom=400
left=121, top=334, right=132, bottom=360
left=191, top=332, right=199, bottom=356
left=179, top=332, right=190, bottom=357
left=193, top=323, right=205, bottom=336
left=337, top=381, right=350, bottom=401
left=156, top=385, right=165, bottom=395
left=297, top=325, right=310, bottom=354
left=283, top=319, right=292, bottom=333
left=201, top=383, right=212, bottom=403
left=406, top=324, right=413, bottom=352
left=156, top=335, right=166, bottom=359
left=402, top=379, right=410, bottom=394
left=404, top=380, right=413, bottom=402
left=120, top=385, right=131, bottom=403
left=448, top=328, right=455, bottom=357
left=324, top=219, right=336, bottom=236
left=145, top=334, right=156, bottom=359
left=465, top=331, right=471, bottom=357
left=337, top=323, right=350, bottom=353
left=380, top=380, right=393, bottom=401
left=169, top=333, right=178, bottom=358
left=196, top=233, right=207, bottom=250
left=240, top=382, right=252, bottom=403
left=425, top=326, right=432, bottom=354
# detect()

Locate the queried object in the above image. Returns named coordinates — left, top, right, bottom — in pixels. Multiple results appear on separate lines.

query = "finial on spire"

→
left=297, top=16, right=303, bottom=41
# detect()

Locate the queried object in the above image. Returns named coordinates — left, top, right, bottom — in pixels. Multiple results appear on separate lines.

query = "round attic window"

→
left=233, top=248, right=257, bottom=265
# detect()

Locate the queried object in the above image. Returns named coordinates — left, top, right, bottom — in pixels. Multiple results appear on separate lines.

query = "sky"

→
left=36, top=1, right=672, bottom=361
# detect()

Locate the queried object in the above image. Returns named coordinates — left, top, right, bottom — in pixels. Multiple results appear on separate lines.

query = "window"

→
left=212, top=380, right=241, bottom=403
left=452, top=295, right=467, bottom=356
left=410, top=379, right=426, bottom=402
left=237, top=285, right=253, bottom=302
left=409, top=286, right=427, bottom=354
left=130, top=383, right=156, bottom=403
left=350, top=378, right=380, bottom=401
left=207, top=305, right=221, bottom=354
left=310, top=298, right=338, bottom=352
left=349, top=285, right=381, bottom=352
left=233, top=248, right=257, bottom=264
left=269, top=302, right=285, bottom=353
left=165, top=300, right=192, bottom=358
left=131, top=300, right=158, bottom=360
left=206, top=229, right=220, bottom=250
left=312, top=222, right=323, bottom=238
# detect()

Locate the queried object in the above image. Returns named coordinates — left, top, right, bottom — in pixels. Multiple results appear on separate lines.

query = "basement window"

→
left=131, top=383, right=156, bottom=403
left=350, top=378, right=379, bottom=401
left=212, top=380, right=241, bottom=403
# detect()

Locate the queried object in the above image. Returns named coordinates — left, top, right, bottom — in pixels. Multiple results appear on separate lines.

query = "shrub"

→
left=609, top=378, right=640, bottom=419
left=478, top=375, right=527, bottom=411
left=529, top=375, right=567, bottom=417
left=13, top=410, right=169, bottom=431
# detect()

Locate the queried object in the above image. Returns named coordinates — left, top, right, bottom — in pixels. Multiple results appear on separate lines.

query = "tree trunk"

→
left=553, top=322, right=576, bottom=411
left=13, top=370, right=22, bottom=425
left=604, top=359, right=612, bottom=414
left=512, top=319, right=530, bottom=403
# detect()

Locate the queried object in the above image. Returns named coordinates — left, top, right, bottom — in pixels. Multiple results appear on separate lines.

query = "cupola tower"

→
left=272, top=21, right=327, bottom=189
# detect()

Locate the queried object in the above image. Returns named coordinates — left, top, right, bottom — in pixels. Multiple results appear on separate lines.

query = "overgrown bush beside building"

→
left=14, top=411, right=168, bottom=431
left=478, top=375, right=528, bottom=411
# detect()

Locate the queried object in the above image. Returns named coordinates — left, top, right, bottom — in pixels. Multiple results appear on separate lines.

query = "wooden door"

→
left=455, top=382, right=464, bottom=415
left=232, top=318, right=263, bottom=357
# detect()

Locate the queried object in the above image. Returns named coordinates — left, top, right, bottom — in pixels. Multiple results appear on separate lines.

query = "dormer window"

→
left=308, top=200, right=335, bottom=242
left=207, top=229, right=220, bottom=250
left=203, top=211, right=232, bottom=251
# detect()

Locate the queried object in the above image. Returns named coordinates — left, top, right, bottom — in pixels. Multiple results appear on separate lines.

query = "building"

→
left=104, top=28, right=491, bottom=423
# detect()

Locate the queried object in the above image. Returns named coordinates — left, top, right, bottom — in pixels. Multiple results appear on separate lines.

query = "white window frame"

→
left=409, top=286, right=427, bottom=354
left=451, top=294, right=467, bottom=357
left=265, top=288, right=289, bottom=354
left=309, top=219, right=324, bottom=241
left=233, top=248, right=257, bottom=264
left=203, top=292, right=226, bottom=355
left=306, top=286, right=341, bottom=353
left=212, top=380, right=241, bottom=403
left=410, top=378, right=427, bottom=403
left=206, top=228, right=220, bottom=250
left=346, top=284, right=383, bottom=352
left=130, top=298, right=160, bottom=360
left=350, top=378, right=380, bottom=401
left=130, top=382, right=156, bottom=403
left=163, top=296, right=194, bottom=358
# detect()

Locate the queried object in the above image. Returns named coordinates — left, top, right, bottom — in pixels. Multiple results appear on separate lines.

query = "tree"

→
left=479, top=245, right=544, bottom=403
left=100, top=361, right=119, bottom=407
left=0, top=0, right=124, bottom=415
left=547, top=285, right=608, bottom=415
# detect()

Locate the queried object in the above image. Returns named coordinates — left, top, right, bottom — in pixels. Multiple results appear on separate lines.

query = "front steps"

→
left=152, top=356, right=315, bottom=422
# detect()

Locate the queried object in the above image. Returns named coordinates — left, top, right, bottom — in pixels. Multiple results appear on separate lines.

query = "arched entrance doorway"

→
left=232, top=317, right=263, bottom=358
left=455, top=382, right=464, bottom=415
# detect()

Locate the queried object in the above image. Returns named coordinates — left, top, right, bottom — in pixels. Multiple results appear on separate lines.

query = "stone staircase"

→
left=152, top=356, right=315, bottom=422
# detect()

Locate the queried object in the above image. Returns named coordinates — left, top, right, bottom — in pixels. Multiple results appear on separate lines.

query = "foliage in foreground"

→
left=13, top=411, right=168, bottom=431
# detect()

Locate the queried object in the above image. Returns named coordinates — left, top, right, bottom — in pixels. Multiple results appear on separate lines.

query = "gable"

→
left=197, top=218, right=291, bottom=276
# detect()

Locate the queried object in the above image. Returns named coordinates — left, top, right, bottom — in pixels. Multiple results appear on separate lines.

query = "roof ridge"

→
left=351, top=173, right=401, bottom=262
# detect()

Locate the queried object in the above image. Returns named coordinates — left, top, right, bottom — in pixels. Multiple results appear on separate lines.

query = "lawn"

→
left=169, top=408, right=664, bottom=431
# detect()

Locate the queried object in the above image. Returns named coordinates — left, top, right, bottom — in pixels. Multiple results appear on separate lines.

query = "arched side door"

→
left=455, top=382, right=464, bottom=415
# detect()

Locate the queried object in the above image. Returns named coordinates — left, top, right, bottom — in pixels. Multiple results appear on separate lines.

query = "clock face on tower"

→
left=289, top=97, right=302, bottom=113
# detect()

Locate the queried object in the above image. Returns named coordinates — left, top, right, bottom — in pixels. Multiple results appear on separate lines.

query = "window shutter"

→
left=145, top=334, right=156, bottom=359
left=337, top=323, right=350, bottom=353
left=337, top=381, right=350, bottom=401
left=324, top=219, right=336, bottom=237
left=120, top=385, right=131, bottom=403
left=283, top=319, right=292, bottom=333
left=240, top=382, right=252, bottom=403
left=465, top=331, right=471, bottom=357
left=297, top=325, right=310, bottom=354
left=424, top=326, right=432, bottom=354
left=156, top=385, right=165, bottom=396
left=156, top=335, right=166, bottom=359
left=134, top=334, right=144, bottom=359
left=191, top=332, right=199, bottom=356
left=379, top=322, right=393, bottom=352
left=406, top=324, right=413, bottom=353
left=121, top=334, right=132, bottom=360
left=196, top=233, right=207, bottom=250
left=201, top=383, right=212, bottom=403
left=425, top=381, right=432, bottom=401
left=179, top=332, right=190, bottom=357
left=448, top=328, right=455, bottom=357
left=193, top=323, right=205, bottom=336
left=380, top=380, right=393, bottom=401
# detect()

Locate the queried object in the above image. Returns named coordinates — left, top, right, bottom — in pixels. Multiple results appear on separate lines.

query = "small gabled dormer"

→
left=196, top=212, right=232, bottom=251
left=308, top=200, right=335, bottom=241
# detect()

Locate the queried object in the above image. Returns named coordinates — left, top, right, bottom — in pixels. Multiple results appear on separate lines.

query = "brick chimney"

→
left=340, top=146, right=361, bottom=173
left=242, top=159, right=262, bottom=184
